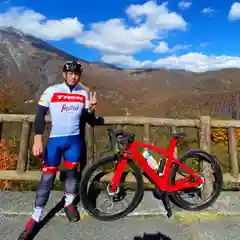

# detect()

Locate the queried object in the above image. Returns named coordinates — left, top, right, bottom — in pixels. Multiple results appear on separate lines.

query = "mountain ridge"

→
left=1, top=27, right=240, bottom=119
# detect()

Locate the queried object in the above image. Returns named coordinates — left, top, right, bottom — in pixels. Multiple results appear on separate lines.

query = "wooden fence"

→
left=0, top=114, right=240, bottom=186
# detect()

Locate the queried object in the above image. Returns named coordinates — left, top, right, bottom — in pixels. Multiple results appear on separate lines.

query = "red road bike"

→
left=80, top=127, right=223, bottom=221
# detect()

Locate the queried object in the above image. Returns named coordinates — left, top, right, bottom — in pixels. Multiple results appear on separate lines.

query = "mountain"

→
left=1, top=27, right=240, bottom=119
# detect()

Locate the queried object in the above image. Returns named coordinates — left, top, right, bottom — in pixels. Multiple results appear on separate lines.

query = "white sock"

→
left=32, top=207, right=44, bottom=222
left=64, top=193, right=75, bottom=207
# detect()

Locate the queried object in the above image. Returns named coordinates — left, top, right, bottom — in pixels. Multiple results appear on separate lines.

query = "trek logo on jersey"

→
left=51, top=92, right=85, bottom=103
left=61, top=104, right=80, bottom=112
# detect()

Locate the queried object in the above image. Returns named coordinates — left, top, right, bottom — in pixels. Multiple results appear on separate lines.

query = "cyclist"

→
left=18, top=61, right=99, bottom=239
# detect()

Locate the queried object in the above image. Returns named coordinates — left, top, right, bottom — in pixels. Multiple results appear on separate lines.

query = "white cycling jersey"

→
left=38, top=82, right=89, bottom=138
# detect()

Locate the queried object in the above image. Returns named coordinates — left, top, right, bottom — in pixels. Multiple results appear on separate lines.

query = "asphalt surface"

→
left=1, top=214, right=240, bottom=240
left=2, top=190, right=240, bottom=218
left=2, top=190, right=240, bottom=239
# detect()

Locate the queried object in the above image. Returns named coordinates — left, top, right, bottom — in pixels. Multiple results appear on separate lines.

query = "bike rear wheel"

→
left=79, top=155, right=144, bottom=221
left=170, top=150, right=223, bottom=211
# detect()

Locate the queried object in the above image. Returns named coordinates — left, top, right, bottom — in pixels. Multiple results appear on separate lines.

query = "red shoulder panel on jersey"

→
left=51, top=92, right=85, bottom=103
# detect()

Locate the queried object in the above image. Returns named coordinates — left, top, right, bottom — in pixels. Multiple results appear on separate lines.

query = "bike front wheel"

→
left=170, top=150, right=223, bottom=211
left=79, top=155, right=144, bottom=221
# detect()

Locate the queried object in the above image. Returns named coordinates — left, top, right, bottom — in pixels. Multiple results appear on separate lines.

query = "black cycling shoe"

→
left=64, top=204, right=80, bottom=222
left=18, top=218, right=40, bottom=240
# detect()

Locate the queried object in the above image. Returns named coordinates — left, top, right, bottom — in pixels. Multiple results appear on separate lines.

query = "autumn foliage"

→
left=0, top=79, right=32, bottom=114
left=211, top=127, right=240, bottom=146
left=0, top=139, right=17, bottom=190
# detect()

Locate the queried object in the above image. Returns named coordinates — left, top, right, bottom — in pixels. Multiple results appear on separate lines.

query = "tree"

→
left=0, top=139, right=18, bottom=190
left=0, top=79, right=32, bottom=114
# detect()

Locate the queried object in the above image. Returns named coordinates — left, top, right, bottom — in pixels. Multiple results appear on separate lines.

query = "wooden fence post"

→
left=86, top=125, right=95, bottom=165
left=171, top=126, right=178, bottom=158
left=26, top=150, right=31, bottom=171
left=199, top=116, right=211, bottom=152
left=143, top=123, right=151, bottom=150
left=228, top=127, right=239, bottom=178
left=199, top=116, right=212, bottom=200
left=0, top=122, right=2, bottom=140
left=17, top=121, right=32, bottom=173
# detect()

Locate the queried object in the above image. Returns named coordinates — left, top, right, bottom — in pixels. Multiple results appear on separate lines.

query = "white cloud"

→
left=76, top=1, right=187, bottom=55
left=101, top=53, right=240, bottom=72
left=202, top=7, right=214, bottom=15
left=154, top=41, right=169, bottom=53
left=126, top=1, right=187, bottom=31
left=101, top=55, right=152, bottom=68
left=154, top=41, right=191, bottom=53
left=0, top=7, right=83, bottom=40
left=178, top=1, right=192, bottom=10
left=76, top=19, right=156, bottom=55
left=153, top=53, right=238, bottom=72
left=0, top=2, right=188, bottom=59
left=4, top=3, right=234, bottom=73
left=228, top=2, right=240, bottom=20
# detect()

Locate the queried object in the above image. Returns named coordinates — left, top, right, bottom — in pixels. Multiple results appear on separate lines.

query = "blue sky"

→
left=1, top=0, right=240, bottom=72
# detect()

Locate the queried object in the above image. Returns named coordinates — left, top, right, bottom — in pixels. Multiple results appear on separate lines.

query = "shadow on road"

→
left=134, top=232, right=172, bottom=240
left=20, top=193, right=81, bottom=239
left=18, top=169, right=83, bottom=239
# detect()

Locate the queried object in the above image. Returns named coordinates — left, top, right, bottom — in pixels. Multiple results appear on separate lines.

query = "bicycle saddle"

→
left=171, top=132, right=186, bottom=139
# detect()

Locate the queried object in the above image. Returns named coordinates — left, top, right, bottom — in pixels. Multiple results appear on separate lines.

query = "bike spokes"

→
left=80, top=156, right=144, bottom=219
left=171, top=158, right=204, bottom=191
left=172, top=153, right=219, bottom=208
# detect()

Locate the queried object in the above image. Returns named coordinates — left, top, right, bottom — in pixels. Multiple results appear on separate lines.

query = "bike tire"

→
left=170, top=150, right=223, bottom=211
left=79, top=155, right=144, bottom=221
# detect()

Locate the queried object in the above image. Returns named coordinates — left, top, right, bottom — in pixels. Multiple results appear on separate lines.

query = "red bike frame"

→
left=110, top=136, right=203, bottom=193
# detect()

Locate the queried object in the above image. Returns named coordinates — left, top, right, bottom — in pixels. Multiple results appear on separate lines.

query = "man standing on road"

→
left=18, top=61, right=99, bottom=239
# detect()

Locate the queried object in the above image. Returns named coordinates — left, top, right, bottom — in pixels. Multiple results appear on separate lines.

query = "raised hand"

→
left=89, top=91, right=97, bottom=112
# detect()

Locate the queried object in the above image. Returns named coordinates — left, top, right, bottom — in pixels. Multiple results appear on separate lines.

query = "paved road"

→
left=2, top=190, right=240, bottom=239
left=2, top=214, right=240, bottom=240
left=2, top=190, right=240, bottom=218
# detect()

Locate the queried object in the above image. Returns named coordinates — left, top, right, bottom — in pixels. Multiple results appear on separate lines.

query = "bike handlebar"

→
left=107, top=127, right=134, bottom=152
